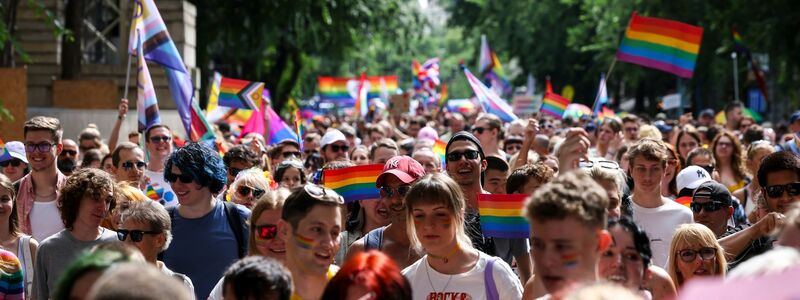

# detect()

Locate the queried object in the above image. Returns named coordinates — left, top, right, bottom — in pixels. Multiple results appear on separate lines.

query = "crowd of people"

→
left=0, top=99, right=798, bottom=299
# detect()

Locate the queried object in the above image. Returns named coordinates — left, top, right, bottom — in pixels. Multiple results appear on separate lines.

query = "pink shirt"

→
left=16, top=171, right=67, bottom=235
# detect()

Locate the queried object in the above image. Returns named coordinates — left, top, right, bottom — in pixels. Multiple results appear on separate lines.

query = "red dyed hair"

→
left=321, top=251, right=411, bottom=300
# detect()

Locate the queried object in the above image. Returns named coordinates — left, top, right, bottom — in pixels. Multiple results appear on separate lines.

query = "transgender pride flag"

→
left=463, top=65, right=518, bottom=122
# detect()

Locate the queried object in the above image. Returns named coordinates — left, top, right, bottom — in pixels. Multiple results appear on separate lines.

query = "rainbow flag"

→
left=731, top=28, right=748, bottom=54
left=598, top=106, right=616, bottom=121
left=433, top=139, right=447, bottom=166
left=318, top=76, right=399, bottom=103
left=675, top=196, right=692, bottom=208
left=479, top=35, right=511, bottom=95
left=541, top=92, right=571, bottom=120
left=616, top=12, right=704, bottom=78
left=353, top=72, right=368, bottom=119
left=477, top=194, right=530, bottom=239
left=218, top=76, right=263, bottom=110
left=323, top=164, right=383, bottom=203
left=462, top=64, right=518, bottom=122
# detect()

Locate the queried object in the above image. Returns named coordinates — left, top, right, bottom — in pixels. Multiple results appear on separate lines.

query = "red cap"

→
left=376, top=156, right=426, bottom=187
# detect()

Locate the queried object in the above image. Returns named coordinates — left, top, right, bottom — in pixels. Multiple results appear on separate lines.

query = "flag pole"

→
left=124, top=2, right=141, bottom=101
left=732, top=52, right=740, bottom=101
left=591, top=58, right=617, bottom=117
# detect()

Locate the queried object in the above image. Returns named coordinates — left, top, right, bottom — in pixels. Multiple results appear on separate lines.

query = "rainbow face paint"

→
left=561, top=253, right=579, bottom=269
left=293, top=233, right=316, bottom=250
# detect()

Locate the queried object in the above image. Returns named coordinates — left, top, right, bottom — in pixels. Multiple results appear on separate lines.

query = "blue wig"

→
left=164, top=142, right=227, bottom=193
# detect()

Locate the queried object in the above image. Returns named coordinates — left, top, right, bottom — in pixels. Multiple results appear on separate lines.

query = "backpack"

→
left=165, top=201, right=247, bottom=259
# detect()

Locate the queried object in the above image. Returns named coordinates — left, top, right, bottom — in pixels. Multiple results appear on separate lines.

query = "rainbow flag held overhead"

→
left=218, top=76, right=263, bottom=110
left=318, top=76, right=399, bottom=104
left=731, top=28, right=749, bottom=54
left=462, top=64, right=518, bottom=123
left=433, top=139, right=447, bottom=166
left=134, top=30, right=161, bottom=133
left=616, top=12, right=704, bottom=78
left=323, top=164, right=383, bottom=203
left=598, top=106, right=616, bottom=121
left=477, top=194, right=530, bottom=239
left=479, top=35, right=512, bottom=96
left=541, top=92, right=571, bottom=120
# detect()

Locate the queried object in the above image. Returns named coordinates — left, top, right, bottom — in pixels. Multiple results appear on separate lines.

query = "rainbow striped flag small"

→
left=433, top=139, right=447, bottom=166
left=616, top=12, right=704, bottom=78
left=323, top=164, right=383, bottom=203
left=541, top=92, right=571, bottom=120
left=477, top=194, right=530, bottom=239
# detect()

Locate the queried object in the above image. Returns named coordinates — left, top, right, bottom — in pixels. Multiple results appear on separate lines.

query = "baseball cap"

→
left=699, top=109, right=715, bottom=118
left=375, top=156, right=426, bottom=187
left=692, top=181, right=732, bottom=206
left=653, top=120, right=673, bottom=134
left=790, top=111, right=800, bottom=124
left=0, top=141, right=28, bottom=164
left=677, top=165, right=712, bottom=192
left=320, top=129, right=347, bottom=148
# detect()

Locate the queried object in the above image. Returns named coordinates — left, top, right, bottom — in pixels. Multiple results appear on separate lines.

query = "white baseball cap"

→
left=320, top=129, right=347, bottom=148
left=677, top=165, right=712, bottom=192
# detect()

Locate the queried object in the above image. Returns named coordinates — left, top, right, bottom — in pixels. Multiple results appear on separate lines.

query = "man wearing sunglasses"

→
left=267, top=139, right=302, bottom=172
left=472, top=113, right=505, bottom=160
left=161, top=143, right=251, bottom=300
left=223, top=145, right=261, bottom=186
left=111, top=142, right=146, bottom=185
left=17, top=117, right=68, bottom=242
left=118, top=201, right=194, bottom=294
left=320, top=129, right=350, bottom=164
left=347, top=156, right=426, bottom=268
left=57, top=138, right=79, bottom=176
left=0, top=141, right=29, bottom=182
left=691, top=181, right=735, bottom=237
left=142, top=124, right=177, bottom=207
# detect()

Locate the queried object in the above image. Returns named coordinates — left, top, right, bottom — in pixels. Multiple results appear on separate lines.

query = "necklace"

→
left=425, top=257, right=453, bottom=294
left=427, top=243, right=459, bottom=263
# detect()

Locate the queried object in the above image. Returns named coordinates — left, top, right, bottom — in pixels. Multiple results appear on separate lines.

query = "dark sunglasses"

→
left=229, top=167, right=243, bottom=177
left=121, top=161, right=146, bottom=170
left=149, top=135, right=172, bottom=143
left=379, top=185, right=411, bottom=198
left=471, top=127, right=487, bottom=134
left=446, top=150, right=480, bottom=162
left=304, top=184, right=345, bottom=204
left=117, top=229, right=160, bottom=242
left=690, top=201, right=727, bottom=213
left=25, top=142, right=55, bottom=153
left=282, top=151, right=302, bottom=158
left=677, top=247, right=716, bottom=262
left=61, top=150, right=77, bottom=156
left=764, top=183, right=800, bottom=198
left=699, top=165, right=714, bottom=175
left=0, top=159, right=23, bottom=168
left=328, top=144, right=349, bottom=153
left=237, top=186, right=265, bottom=198
left=165, top=172, right=193, bottom=184
left=256, top=224, right=278, bottom=240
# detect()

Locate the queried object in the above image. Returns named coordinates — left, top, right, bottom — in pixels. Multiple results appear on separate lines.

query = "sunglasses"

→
left=505, top=144, right=522, bottom=151
left=677, top=247, right=716, bottom=263
left=700, top=165, right=715, bottom=175
left=229, top=167, right=243, bottom=177
left=690, top=201, right=727, bottom=213
left=446, top=150, right=480, bottom=162
left=0, top=159, right=23, bottom=168
left=256, top=224, right=278, bottom=240
left=328, top=144, right=349, bottom=153
left=379, top=185, right=411, bottom=198
left=25, top=142, right=56, bottom=153
left=764, top=183, right=800, bottom=198
left=237, top=186, right=265, bottom=198
left=304, top=184, right=345, bottom=204
left=117, top=229, right=160, bottom=242
left=121, top=161, right=146, bottom=170
left=149, top=135, right=172, bottom=143
left=579, top=159, right=620, bottom=170
left=304, top=150, right=318, bottom=156
left=472, top=127, right=487, bottom=134
left=165, top=172, right=193, bottom=184
left=61, top=150, right=77, bottom=156
left=282, top=151, right=302, bottom=158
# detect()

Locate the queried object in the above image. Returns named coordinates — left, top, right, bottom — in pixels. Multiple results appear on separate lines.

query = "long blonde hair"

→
left=405, top=173, right=472, bottom=255
left=668, top=223, right=727, bottom=287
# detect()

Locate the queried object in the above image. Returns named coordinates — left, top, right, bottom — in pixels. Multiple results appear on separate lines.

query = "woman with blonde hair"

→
left=711, top=131, right=749, bottom=192
left=103, top=182, right=148, bottom=230
left=0, top=174, right=37, bottom=296
left=401, top=173, right=523, bottom=299
left=227, top=168, right=270, bottom=209
left=733, top=141, right=775, bottom=215
left=667, top=224, right=727, bottom=289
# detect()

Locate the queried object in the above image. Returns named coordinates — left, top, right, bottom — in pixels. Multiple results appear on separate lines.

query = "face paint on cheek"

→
left=561, top=253, right=580, bottom=269
left=293, top=233, right=317, bottom=250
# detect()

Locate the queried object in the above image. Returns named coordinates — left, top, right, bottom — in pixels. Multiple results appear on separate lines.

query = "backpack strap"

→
left=223, top=201, right=247, bottom=258
left=484, top=257, right=499, bottom=300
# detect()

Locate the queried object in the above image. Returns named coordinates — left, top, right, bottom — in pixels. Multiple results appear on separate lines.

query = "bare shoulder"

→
left=345, top=236, right=367, bottom=261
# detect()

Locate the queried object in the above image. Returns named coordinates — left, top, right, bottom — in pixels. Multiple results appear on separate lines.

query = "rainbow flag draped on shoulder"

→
left=477, top=194, right=530, bottom=239
left=616, top=12, right=704, bottom=78
left=462, top=65, right=518, bottom=123
left=322, top=164, right=383, bottom=203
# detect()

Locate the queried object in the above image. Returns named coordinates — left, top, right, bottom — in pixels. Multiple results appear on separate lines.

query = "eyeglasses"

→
left=304, top=184, right=345, bottom=204
left=304, top=149, right=318, bottom=156
left=229, top=167, right=243, bottom=177
left=61, top=150, right=77, bottom=156
left=328, top=144, right=349, bottom=153
left=446, top=150, right=480, bottom=162
left=117, top=229, right=160, bottom=242
left=379, top=185, right=411, bottom=198
left=0, top=159, right=23, bottom=168
left=237, top=186, right=265, bottom=198
left=282, top=151, right=302, bottom=158
left=579, top=159, right=620, bottom=170
left=121, top=161, right=146, bottom=170
left=472, top=127, right=487, bottom=134
left=25, top=142, right=56, bottom=153
left=165, top=172, right=193, bottom=184
left=149, top=135, right=172, bottom=144
left=764, top=183, right=800, bottom=198
left=256, top=224, right=278, bottom=240
left=677, top=247, right=716, bottom=262
left=690, top=201, right=728, bottom=213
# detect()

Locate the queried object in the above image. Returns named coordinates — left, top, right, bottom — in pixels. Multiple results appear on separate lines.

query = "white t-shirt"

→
left=631, top=199, right=694, bottom=268
left=402, top=252, right=523, bottom=300
left=30, top=200, right=64, bottom=242
left=142, top=169, right=178, bottom=208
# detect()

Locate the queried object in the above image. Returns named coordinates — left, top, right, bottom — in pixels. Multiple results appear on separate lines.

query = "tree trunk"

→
left=273, top=51, right=302, bottom=112
left=61, top=0, right=83, bottom=79
left=0, top=0, right=19, bottom=67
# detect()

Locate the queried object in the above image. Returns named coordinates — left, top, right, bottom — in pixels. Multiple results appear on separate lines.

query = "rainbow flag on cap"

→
left=478, top=194, right=530, bottom=239
left=322, top=164, right=383, bottom=203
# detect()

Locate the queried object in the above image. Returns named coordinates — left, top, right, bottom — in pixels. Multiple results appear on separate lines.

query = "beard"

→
left=57, top=158, right=77, bottom=173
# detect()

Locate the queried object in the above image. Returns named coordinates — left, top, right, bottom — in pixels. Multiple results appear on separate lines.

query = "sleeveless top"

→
left=364, top=226, right=386, bottom=251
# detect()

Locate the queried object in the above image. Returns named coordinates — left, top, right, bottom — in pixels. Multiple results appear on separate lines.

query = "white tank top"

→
left=30, top=200, right=65, bottom=242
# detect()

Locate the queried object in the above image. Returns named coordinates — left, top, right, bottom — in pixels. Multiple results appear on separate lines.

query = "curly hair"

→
left=59, top=168, right=117, bottom=229
left=525, top=170, right=609, bottom=229
left=506, top=162, right=554, bottom=194
left=165, top=143, right=227, bottom=194
left=711, top=130, right=749, bottom=181
left=224, top=145, right=262, bottom=169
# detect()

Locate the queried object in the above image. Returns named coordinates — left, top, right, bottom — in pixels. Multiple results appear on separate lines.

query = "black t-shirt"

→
left=720, top=225, right=774, bottom=270
left=465, top=210, right=496, bottom=256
